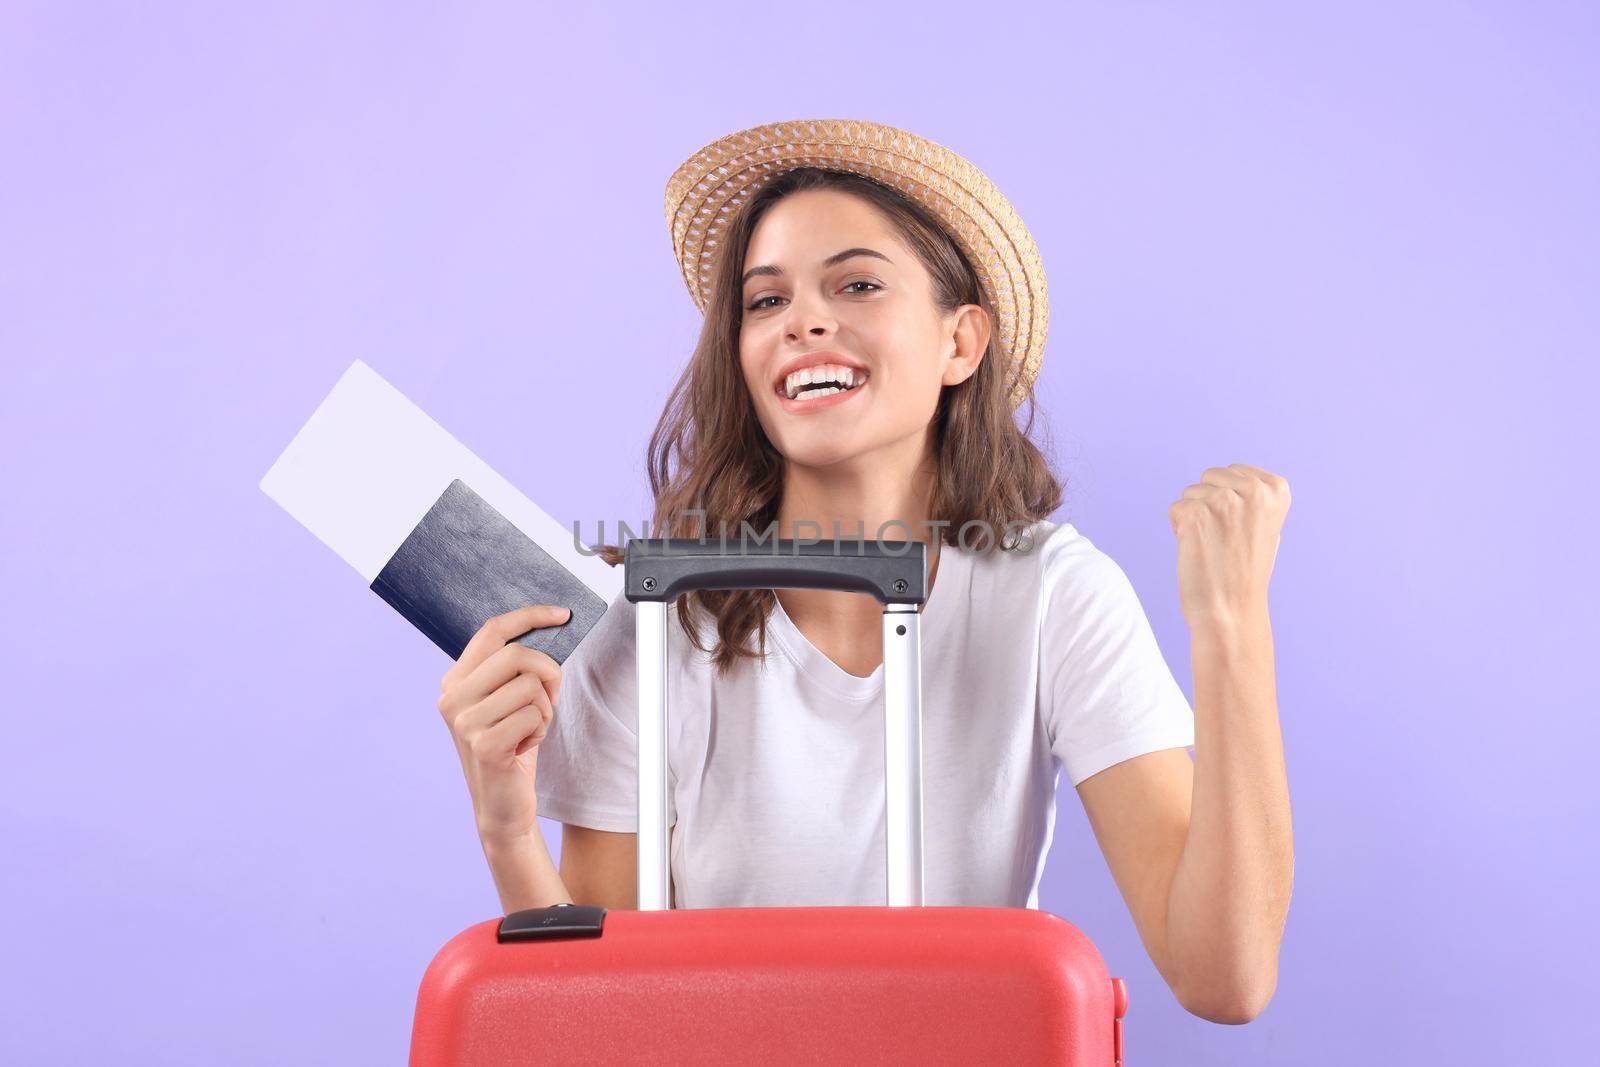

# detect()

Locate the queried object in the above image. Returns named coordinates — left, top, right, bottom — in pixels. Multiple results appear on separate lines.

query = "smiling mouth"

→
left=772, top=379, right=869, bottom=416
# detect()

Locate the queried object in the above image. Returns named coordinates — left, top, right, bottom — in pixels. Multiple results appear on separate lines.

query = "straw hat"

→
left=663, top=118, right=1048, bottom=409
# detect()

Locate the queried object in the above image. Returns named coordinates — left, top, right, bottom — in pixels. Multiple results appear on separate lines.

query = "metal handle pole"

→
left=883, top=604, right=925, bottom=906
left=635, top=600, right=670, bottom=911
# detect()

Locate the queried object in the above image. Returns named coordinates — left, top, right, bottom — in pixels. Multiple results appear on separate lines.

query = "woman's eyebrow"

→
left=742, top=247, right=893, bottom=286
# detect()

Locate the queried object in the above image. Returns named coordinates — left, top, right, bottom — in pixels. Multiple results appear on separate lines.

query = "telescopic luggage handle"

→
left=624, top=537, right=929, bottom=911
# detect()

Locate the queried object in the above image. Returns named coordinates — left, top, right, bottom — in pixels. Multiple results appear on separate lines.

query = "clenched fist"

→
left=1168, top=463, right=1291, bottom=629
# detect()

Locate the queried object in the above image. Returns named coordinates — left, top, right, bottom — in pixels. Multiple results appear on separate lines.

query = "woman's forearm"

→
left=1164, top=612, right=1294, bottom=1023
left=480, top=830, right=575, bottom=913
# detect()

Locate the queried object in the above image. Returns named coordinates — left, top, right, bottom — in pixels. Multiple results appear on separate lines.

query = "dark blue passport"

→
left=369, top=478, right=608, bottom=664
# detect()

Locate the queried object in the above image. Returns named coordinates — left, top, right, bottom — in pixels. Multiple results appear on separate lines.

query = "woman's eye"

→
left=746, top=281, right=881, bottom=312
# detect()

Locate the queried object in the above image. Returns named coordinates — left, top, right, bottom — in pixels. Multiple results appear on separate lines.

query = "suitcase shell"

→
left=411, top=539, right=1129, bottom=1065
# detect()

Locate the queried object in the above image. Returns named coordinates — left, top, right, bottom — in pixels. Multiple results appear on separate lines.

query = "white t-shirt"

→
left=534, top=519, right=1195, bottom=910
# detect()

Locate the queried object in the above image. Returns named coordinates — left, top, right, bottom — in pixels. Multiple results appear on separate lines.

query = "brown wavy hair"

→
left=595, top=166, right=1064, bottom=676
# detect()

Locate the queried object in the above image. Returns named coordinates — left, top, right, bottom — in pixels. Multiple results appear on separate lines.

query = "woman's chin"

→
left=778, top=437, right=874, bottom=470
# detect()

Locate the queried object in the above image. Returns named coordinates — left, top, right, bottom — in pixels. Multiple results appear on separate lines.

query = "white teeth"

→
left=782, top=364, right=866, bottom=399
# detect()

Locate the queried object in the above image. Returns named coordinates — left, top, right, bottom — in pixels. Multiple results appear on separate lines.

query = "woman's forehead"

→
left=745, top=191, right=904, bottom=265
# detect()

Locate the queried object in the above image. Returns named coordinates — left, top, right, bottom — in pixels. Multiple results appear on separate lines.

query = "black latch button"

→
left=497, top=903, right=607, bottom=942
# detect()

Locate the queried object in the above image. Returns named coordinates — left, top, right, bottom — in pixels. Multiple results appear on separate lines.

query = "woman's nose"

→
left=781, top=288, right=838, bottom=339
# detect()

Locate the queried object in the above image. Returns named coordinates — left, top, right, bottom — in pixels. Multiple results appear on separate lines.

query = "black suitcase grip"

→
left=624, top=538, right=927, bottom=605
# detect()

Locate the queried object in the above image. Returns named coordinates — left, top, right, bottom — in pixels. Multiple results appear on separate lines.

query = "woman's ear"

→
left=941, top=303, right=991, bottom=388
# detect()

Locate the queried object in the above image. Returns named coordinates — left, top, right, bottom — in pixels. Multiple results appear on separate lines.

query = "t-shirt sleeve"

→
left=534, top=588, right=671, bottom=832
left=1041, top=548, right=1195, bottom=788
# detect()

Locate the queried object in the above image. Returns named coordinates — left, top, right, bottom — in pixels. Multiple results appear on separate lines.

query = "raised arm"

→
left=1076, top=462, right=1294, bottom=1024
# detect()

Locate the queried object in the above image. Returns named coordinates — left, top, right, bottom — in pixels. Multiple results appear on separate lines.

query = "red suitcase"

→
left=410, top=538, right=1130, bottom=1065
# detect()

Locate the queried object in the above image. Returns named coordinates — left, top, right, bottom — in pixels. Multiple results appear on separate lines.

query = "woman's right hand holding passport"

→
left=438, top=605, right=571, bottom=846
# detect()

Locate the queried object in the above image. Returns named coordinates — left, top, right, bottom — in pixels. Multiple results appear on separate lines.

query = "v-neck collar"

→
left=765, top=543, right=967, bottom=701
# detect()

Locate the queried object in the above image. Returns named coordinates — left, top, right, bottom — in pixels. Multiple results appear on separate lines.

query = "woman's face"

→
left=738, top=188, right=986, bottom=471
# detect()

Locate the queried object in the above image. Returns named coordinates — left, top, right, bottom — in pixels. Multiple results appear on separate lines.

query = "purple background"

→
left=3, top=2, right=1595, bottom=1062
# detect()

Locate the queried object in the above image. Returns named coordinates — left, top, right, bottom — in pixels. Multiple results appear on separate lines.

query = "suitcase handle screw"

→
left=642, top=577, right=657, bottom=591
left=894, top=578, right=908, bottom=593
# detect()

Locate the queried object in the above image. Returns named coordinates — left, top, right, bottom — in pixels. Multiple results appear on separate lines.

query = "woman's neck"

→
left=774, top=433, right=937, bottom=547
left=772, top=446, right=942, bottom=634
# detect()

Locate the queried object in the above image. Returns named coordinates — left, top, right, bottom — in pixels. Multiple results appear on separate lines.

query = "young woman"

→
left=436, top=120, right=1293, bottom=1024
